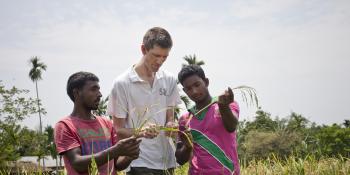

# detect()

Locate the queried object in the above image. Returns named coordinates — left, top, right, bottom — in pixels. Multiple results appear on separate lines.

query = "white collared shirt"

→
left=107, top=66, right=181, bottom=169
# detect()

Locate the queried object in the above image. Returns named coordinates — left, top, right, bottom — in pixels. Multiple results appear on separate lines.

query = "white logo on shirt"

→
left=159, top=88, right=167, bottom=96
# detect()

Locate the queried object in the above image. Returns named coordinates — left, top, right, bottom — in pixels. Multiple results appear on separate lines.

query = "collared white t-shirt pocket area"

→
left=107, top=67, right=181, bottom=169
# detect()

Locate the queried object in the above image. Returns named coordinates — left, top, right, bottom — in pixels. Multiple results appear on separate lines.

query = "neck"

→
left=135, top=59, right=154, bottom=78
left=195, top=94, right=212, bottom=111
left=71, top=104, right=94, bottom=120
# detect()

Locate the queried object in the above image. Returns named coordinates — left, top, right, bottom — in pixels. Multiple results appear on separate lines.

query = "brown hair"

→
left=143, top=27, right=172, bottom=50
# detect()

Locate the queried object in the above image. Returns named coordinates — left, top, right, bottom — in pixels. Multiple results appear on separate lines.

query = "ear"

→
left=73, top=88, right=80, bottom=101
left=141, top=44, right=147, bottom=55
left=204, top=78, right=209, bottom=87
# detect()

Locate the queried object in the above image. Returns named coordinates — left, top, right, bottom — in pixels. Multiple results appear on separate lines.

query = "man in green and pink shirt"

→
left=176, top=65, right=240, bottom=175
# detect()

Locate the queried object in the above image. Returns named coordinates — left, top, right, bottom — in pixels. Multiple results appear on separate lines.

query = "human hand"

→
left=139, top=123, right=159, bottom=139
left=114, top=136, right=141, bottom=157
left=218, top=87, right=234, bottom=107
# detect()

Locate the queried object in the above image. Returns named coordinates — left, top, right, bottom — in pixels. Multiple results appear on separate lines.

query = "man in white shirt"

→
left=107, top=27, right=181, bottom=175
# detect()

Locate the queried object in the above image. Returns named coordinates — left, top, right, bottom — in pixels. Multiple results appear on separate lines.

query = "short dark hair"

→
left=178, top=65, right=206, bottom=85
left=143, top=27, right=172, bottom=50
left=66, top=71, right=99, bottom=102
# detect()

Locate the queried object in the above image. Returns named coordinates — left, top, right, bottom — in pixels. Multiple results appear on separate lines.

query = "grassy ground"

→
left=2, top=156, right=349, bottom=175
left=240, top=156, right=350, bottom=175
left=118, top=156, right=350, bottom=174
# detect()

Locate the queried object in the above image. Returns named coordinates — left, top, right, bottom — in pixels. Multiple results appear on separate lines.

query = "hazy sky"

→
left=1, top=0, right=349, bottom=130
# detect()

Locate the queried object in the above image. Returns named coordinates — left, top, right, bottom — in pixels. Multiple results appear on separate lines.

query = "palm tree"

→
left=182, top=54, right=205, bottom=67
left=344, top=120, right=350, bottom=128
left=28, top=56, right=47, bottom=168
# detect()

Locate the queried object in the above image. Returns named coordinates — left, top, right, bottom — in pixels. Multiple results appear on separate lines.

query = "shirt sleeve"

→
left=166, top=77, right=182, bottom=107
left=54, top=121, right=80, bottom=154
left=108, top=121, right=118, bottom=145
left=107, top=81, right=128, bottom=118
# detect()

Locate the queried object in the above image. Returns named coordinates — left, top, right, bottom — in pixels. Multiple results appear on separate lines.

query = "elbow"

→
left=116, top=164, right=128, bottom=171
left=71, top=162, right=88, bottom=173
left=225, top=120, right=238, bottom=133
left=225, top=125, right=237, bottom=133
left=227, top=128, right=236, bottom=133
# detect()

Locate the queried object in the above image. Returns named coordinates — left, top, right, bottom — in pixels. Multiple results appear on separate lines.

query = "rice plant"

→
left=240, top=155, right=350, bottom=175
left=233, top=85, right=259, bottom=108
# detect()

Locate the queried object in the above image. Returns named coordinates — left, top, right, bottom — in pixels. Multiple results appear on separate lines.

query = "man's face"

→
left=77, top=81, right=102, bottom=110
left=182, top=75, right=209, bottom=104
left=143, top=45, right=171, bottom=72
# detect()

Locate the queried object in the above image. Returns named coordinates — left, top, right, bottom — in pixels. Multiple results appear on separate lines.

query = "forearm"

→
left=113, top=117, right=135, bottom=139
left=116, top=128, right=135, bottom=139
left=70, top=146, right=119, bottom=173
left=219, top=104, right=238, bottom=132
left=115, top=156, right=133, bottom=171
left=166, top=107, right=175, bottom=124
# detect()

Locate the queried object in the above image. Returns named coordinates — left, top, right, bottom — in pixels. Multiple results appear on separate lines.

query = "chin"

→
left=190, top=97, right=201, bottom=104
left=90, top=106, right=99, bottom=111
left=152, top=66, right=160, bottom=72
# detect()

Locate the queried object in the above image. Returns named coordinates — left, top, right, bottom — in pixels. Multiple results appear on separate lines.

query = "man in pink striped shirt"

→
left=54, top=72, right=141, bottom=175
left=176, top=65, right=240, bottom=175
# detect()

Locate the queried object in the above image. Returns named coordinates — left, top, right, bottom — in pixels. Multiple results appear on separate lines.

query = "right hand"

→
left=113, top=136, right=141, bottom=158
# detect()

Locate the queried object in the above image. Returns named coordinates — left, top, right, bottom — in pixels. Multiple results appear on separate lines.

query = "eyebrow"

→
left=91, top=84, right=100, bottom=89
left=184, top=80, right=200, bottom=88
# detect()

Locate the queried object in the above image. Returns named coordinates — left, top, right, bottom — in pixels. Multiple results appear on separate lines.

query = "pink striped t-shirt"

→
left=179, top=101, right=240, bottom=175
left=54, top=116, right=117, bottom=175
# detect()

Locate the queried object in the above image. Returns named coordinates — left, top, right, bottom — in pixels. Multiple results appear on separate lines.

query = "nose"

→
left=190, top=87, right=199, bottom=96
left=156, top=57, right=166, bottom=65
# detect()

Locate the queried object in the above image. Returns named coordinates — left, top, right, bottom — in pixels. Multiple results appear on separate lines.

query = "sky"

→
left=0, top=0, right=349, bottom=130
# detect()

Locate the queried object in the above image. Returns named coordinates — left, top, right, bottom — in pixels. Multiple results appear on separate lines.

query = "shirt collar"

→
left=128, top=65, right=164, bottom=82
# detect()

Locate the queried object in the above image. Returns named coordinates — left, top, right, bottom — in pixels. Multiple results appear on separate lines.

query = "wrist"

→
left=111, top=144, right=120, bottom=157
left=218, top=103, right=230, bottom=109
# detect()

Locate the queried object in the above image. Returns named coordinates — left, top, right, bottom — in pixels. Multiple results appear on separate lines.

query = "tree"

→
left=343, top=120, right=350, bottom=128
left=0, top=82, right=43, bottom=166
left=45, top=126, right=58, bottom=170
left=286, top=112, right=309, bottom=131
left=28, top=56, right=47, bottom=167
left=241, top=109, right=279, bottom=133
left=182, top=54, right=205, bottom=67
left=315, top=124, right=350, bottom=157
left=18, top=127, right=38, bottom=156
left=243, top=130, right=301, bottom=160
left=0, top=122, right=21, bottom=165
left=28, top=56, right=47, bottom=134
